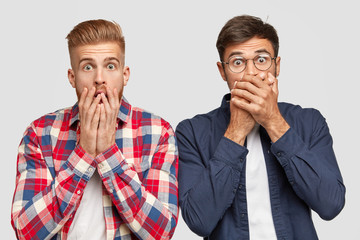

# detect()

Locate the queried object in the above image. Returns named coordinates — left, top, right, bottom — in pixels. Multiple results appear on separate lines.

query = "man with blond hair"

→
left=11, top=19, right=178, bottom=240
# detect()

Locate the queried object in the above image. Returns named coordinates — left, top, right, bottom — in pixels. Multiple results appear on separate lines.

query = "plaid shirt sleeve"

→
left=95, top=121, right=179, bottom=240
left=11, top=121, right=97, bottom=240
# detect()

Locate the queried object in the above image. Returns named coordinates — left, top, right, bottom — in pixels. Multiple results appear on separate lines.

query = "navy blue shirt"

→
left=176, top=94, right=345, bottom=240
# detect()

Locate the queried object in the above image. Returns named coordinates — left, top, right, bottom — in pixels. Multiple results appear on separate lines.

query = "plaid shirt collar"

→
left=69, top=96, right=131, bottom=127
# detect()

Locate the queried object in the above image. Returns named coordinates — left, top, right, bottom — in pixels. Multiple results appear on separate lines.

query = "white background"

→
left=1, top=0, right=359, bottom=239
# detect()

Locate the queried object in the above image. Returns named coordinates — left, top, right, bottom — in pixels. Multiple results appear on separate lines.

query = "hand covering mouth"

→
left=95, top=90, right=107, bottom=98
left=95, top=90, right=108, bottom=104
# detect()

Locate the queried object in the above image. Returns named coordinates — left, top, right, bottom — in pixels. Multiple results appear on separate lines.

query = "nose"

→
left=244, top=59, right=257, bottom=75
left=95, top=69, right=105, bottom=85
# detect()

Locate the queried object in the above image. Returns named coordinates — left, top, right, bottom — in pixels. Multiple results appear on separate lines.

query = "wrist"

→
left=96, top=142, right=116, bottom=157
left=224, top=126, right=247, bottom=146
left=79, top=142, right=96, bottom=159
left=264, top=116, right=290, bottom=143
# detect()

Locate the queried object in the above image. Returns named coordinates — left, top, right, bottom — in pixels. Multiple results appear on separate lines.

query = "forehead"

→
left=72, top=41, right=122, bottom=59
left=223, top=37, right=274, bottom=59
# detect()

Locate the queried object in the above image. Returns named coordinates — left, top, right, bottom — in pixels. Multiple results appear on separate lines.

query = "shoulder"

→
left=278, top=102, right=327, bottom=132
left=176, top=106, right=223, bottom=137
left=279, top=102, right=323, bottom=119
left=29, top=106, right=73, bottom=134
left=130, top=106, right=174, bottom=135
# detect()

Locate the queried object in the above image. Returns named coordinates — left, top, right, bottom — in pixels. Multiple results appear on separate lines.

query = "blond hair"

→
left=66, top=19, right=125, bottom=63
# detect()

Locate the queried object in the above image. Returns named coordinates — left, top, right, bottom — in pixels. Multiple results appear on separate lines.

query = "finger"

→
left=231, top=95, right=260, bottom=116
left=78, top=87, right=88, bottom=120
left=232, top=81, right=237, bottom=90
left=101, top=93, right=116, bottom=127
left=264, top=72, right=273, bottom=86
left=107, top=87, right=120, bottom=122
left=100, top=92, right=111, bottom=115
left=83, top=94, right=101, bottom=128
left=113, top=88, right=120, bottom=106
left=268, top=72, right=279, bottom=95
left=234, top=81, right=262, bottom=96
left=83, top=86, right=96, bottom=111
left=241, top=74, right=265, bottom=88
left=88, top=94, right=102, bottom=116
left=106, top=86, right=116, bottom=108
left=232, top=88, right=261, bottom=104
left=91, top=104, right=101, bottom=129
left=231, top=95, right=250, bottom=110
left=231, top=90, right=250, bottom=105
left=98, top=104, right=106, bottom=129
left=79, top=87, right=88, bottom=108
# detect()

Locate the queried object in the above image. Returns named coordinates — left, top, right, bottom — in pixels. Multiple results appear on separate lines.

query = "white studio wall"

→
left=1, top=1, right=358, bottom=239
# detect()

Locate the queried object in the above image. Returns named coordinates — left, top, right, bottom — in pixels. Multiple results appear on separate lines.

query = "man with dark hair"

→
left=176, top=15, right=345, bottom=239
left=11, top=19, right=179, bottom=240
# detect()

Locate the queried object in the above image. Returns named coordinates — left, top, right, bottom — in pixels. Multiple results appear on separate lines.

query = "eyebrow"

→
left=255, top=49, right=272, bottom=55
left=228, top=49, right=272, bottom=59
left=79, top=58, right=94, bottom=65
left=79, top=57, right=121, bottom=65
left=105, top=57, right=120, bottom=64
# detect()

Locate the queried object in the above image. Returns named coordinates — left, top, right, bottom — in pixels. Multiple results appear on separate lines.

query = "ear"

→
left=68, top=69, right=76, bottom=88
left=275, top=56, right=281, bottom=77
left=122, top=66, right=130, bottom=86
left=217, top=62, right=227, bottom=82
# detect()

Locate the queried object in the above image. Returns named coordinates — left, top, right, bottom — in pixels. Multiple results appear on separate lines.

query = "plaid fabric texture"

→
left=11, top=97, right=179, bottom=240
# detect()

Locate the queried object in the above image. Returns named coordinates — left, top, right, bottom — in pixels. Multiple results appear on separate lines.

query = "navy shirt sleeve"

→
left=272, top=107, right=345, bottom=220
left=176, top=119, right=248, bottom=237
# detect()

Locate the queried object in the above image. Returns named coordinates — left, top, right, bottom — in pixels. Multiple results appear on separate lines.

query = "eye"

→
left=83, top=64, right=92, bottom=71
left=231, top=57, right=244, bottom=66
left=255, top=55, right=270, bottom=65
left=107, top=63, right=116, bottom=70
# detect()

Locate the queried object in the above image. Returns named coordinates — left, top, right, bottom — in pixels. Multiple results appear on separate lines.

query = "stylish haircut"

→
left=66, top=19, right=125, bottom=63
left=216, top=15, right=279, bottom=61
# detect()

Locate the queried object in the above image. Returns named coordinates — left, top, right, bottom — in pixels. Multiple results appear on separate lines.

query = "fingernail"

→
left=259, top=72, right=266, bottom=79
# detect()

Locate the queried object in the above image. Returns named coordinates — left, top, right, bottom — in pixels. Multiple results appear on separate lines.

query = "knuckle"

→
left=253, top=105, right=261, bottom=114
left=258, top=98, right=265, bottom=106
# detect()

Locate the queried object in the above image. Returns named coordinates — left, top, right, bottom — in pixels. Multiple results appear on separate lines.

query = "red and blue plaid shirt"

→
left=11, top=97, right=179, bottom=240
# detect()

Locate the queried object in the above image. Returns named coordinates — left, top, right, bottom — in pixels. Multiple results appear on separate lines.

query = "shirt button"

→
left=239, top=184, right=243, bottom=190
left=76, top=190, right=81, bottom=195
left=240, top=158, right=244, bottom=162
left=277, top=152, right=282, bottom=157
left=241, top=213, right=245, bottom=218
left=88, top=168, right=93, bottom=173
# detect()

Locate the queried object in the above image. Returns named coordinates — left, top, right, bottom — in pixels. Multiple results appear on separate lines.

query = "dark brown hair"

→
left=216, top=15, right=279, bottom=61
left=66, top=19, right=125, bottom=63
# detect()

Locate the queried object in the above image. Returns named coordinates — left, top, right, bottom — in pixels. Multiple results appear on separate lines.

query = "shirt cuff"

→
left=66, top=145, right=97, bottom=181
left=270, top=127, right=305, bottom=167
left=213, top=136, right=249, bottom=172
left=95, top=144, right=129, bottom=178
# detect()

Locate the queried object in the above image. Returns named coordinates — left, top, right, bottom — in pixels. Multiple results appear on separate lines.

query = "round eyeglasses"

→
left=222, top=54, right=276, bottom=73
